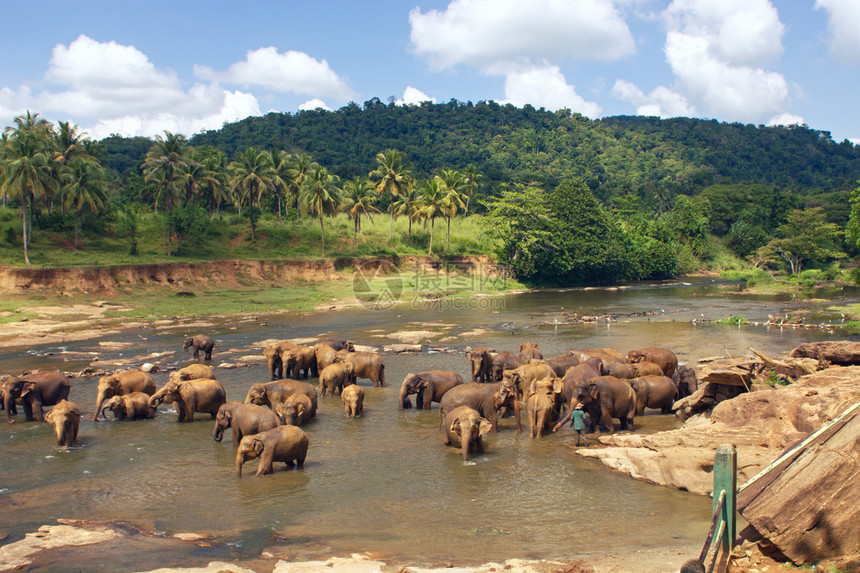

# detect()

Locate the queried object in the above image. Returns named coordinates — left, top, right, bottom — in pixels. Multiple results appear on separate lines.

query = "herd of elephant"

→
left=1, top=333, right=695, bottom=472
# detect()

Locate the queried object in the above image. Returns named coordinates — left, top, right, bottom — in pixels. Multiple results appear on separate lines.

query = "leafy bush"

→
left=713, top=315, right=750, bottom=325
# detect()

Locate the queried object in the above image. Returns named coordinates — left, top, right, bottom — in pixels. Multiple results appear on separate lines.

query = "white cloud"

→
left=195, top=47, right=353, bottom=100
left=767, top=112, right=804, bottom=127
left=612, top=79, right=694, bottom=117
left=298, top=98, right=332, bottom=111
left=396, top=86, right=435, bottom=106
left=614, top=0, right=791, bottom=124
left=815, top=0, right=860, bottom=63
left=0, top=35, right=260, bottom=139
left=409, top=0, right=635, bottom=74
left=502, top=66, right=602, bottom=118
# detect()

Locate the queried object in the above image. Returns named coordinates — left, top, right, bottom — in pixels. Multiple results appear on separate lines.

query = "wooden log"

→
left=737, top=404, right=860, bottom=564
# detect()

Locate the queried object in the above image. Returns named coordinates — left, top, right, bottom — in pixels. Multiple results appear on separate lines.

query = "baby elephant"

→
left=236, top=425, right=309, bottom=477
left=342, top=384, right=364, bottom=417
left=277, top=393, right=314, bottom=426
left=213, top=401, right=280, bottom=446
left=45, top=400, right=80, bottom=447
left=100, top=392, right=157, bottom=421
left=443, top=405, right=492, bottom=461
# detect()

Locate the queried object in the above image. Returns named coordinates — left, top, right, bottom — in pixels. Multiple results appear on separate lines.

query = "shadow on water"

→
left=0, top=279, right=856, bottom=567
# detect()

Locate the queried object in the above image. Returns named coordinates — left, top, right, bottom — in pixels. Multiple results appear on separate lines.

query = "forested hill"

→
left=177, top=100, right=859, bottom=198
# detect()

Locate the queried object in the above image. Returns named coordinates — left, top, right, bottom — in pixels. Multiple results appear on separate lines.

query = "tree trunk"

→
left=428, top=217, right=435, bottom=254
left=74, top=214, right=79, bottom=249
left=446, top=216, right=451, bottom=250
left=389, top=207, right=394, bottom=242
left=320, top=212, right=326, bottom=257
left=22, top=195, right=31, bottom=267
left=354, top=215, right=359, bottom=255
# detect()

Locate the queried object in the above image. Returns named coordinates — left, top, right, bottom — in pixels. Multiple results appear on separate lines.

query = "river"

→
left=0, top=278, right=854, bottom=570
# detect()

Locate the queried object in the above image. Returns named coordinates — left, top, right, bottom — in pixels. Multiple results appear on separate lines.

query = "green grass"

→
left=0, top=207, right=499, bottom=268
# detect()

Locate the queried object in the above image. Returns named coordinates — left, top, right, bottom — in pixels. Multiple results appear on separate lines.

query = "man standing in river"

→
left=553, top=403, right=588, bottom=446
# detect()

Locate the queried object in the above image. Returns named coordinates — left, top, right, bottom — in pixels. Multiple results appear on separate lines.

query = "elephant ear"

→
left=45, top=410, right=54, bottom=424
left=465, top=351, right=472, bottom=361
left=552, top=377, right=563, bottom=395
left=252, top=438, right=265, bottom=455
left=415, top=377, right=429, bottom=391
left=20, top=381, right=38, bottom=398
left=478, top=417, right=492, bottom=436
left=589, top=383, right=599, bottom=400
left=296, top=402, right=306, bottom=417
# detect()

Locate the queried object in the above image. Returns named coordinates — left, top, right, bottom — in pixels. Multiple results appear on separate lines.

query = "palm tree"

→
left=436, top=168, right=466, bottom=250
left=461, top=164, right=483, bottom=212
left=191, top=147, right=228, bottom=215
left=1, top=111, right=58, bottom=265
left=270, top=149, right=292, bottom=221
left=416, top=176, right=448, bottom=255
left=299, top=164, right=342, bottom=257
left=62, top=157, right=107, bottom=248
left=343, top=176, right=379, bottom=255
left=392, top=186, right=419, bottom=238
left=369, top=149, right=412, bottom=242
left=143, top=131, right=189, bottom=255
left=53, top=121, right=90, bottom=165
left=286, top=153, right=315, bottom=213
left=228, top=147, right=276, bottom=240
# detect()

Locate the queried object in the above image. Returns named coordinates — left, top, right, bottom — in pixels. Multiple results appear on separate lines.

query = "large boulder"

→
left=578, top=366, right=860, bottom=495
left=789, top=340, right=860, bottom=365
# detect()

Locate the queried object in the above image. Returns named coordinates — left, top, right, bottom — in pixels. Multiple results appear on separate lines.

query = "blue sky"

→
left=1, top=0, right=858, bottom=144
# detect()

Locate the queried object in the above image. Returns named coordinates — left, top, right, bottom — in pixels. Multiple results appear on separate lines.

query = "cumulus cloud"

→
left=195, top=47, right=353, bottom=100
left=396, top=86, right=435, bottom=106
left=612, top=79, right=694, bottom=117
left=614, top=0, right=791, bottom=123
left=815, top=0, right=860, bottom=63
left=409, top=0, right=635, bottom=74
left=298, top=98, right=332, bottom=111
left=0, top=35, right=261, bottom=138
left=502, top=66, right=602, bottom=117
left=767, top=112, right=804, bottom=127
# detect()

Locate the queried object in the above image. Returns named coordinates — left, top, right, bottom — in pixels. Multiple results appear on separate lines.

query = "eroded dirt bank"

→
left=0, top=256, right=502, bottom=294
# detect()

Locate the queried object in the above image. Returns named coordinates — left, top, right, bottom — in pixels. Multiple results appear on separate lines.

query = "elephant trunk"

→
left=213, top=422, right=224, bottom=442
left=236, top=451, right=246, bottom=477
left=513, top=396, right=522, bottom=433
left=99, top=405, right=110, bottom=420
left=398, top=385, right=411, bottom=411
left=149, top=393, right=163, bottom=408
left=460, top=425, right=471, bottom=461
left=5, top=393, right=13, bottom=423
left=93, top=390, right=108, bottom=421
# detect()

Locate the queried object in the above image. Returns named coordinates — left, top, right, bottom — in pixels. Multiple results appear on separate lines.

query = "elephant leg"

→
left=474, top=436, right=485, bottom=453
left=23, top=400, right=37, bottom=422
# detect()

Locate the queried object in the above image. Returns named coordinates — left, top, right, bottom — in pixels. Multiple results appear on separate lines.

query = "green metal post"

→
left=713, top=444, right=737, bottom=552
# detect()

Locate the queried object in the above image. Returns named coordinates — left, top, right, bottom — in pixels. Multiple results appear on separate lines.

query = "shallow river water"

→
left=0, top=279, right=854, bottom=570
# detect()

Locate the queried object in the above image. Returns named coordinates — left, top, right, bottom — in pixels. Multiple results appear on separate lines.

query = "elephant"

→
left=464, top=347, right=493, bottom=383
left=183, top=334, right=215, bottom=361
left=314, top=343, right=339, bottom=373
left=213, top=401, right=280, bottom=447
left=5, top=371, right=71, bottom=424
left=673, top=365, right=699, bottom=398
left=93, top=370, right=156, bottom=421
left=630, top=361, right=665, bottom=378
left=99, top=392, right=156, bottom=421
left=282, top=345, right=318, bottom=379
left=0, top=378, right=16, bottom=415
left=565, top=375, right=636, bottom=434
left=491, top=351, right=524, bottom=381
left=245, top=379, right=318, bottom=417
left=443, top=405, right=492, bottom=461
left=439, top=381, right=521, bottom=433
left=526, top=378, right=562, bottom=439
left=519, top=342, right=543, bottom=362
left=570, top=347, right=626, bottom=364
left=169, top=364, right=215, bottom=384
left=601, top=361, right=635, bottom=379
left=342, top=384, right=364, bottom=417
left=264, top=340, right=297, bottom=380
left=561, top=357, right=603, bottom=405
left=627, top=347, right=678, bottom=377
left=318, top=338, right=354, bottom=352
left=337, top=351, right=385, bottom=387
left=149, top=378, right=226, bottom=422
left=398, top=370, right=463, bottom=410
left=236, top=425, right=309, bottom=477
left=45, top=400, right=80, bottom=447
left=277, top=393, right=315, bottom=426
left=502, top=362, right=556, bottom=399
left=318, top=363, right=354, bottom=397
left=544, top=352, right=580, bottom=377
left=631, top=375, right=678, bottom=415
